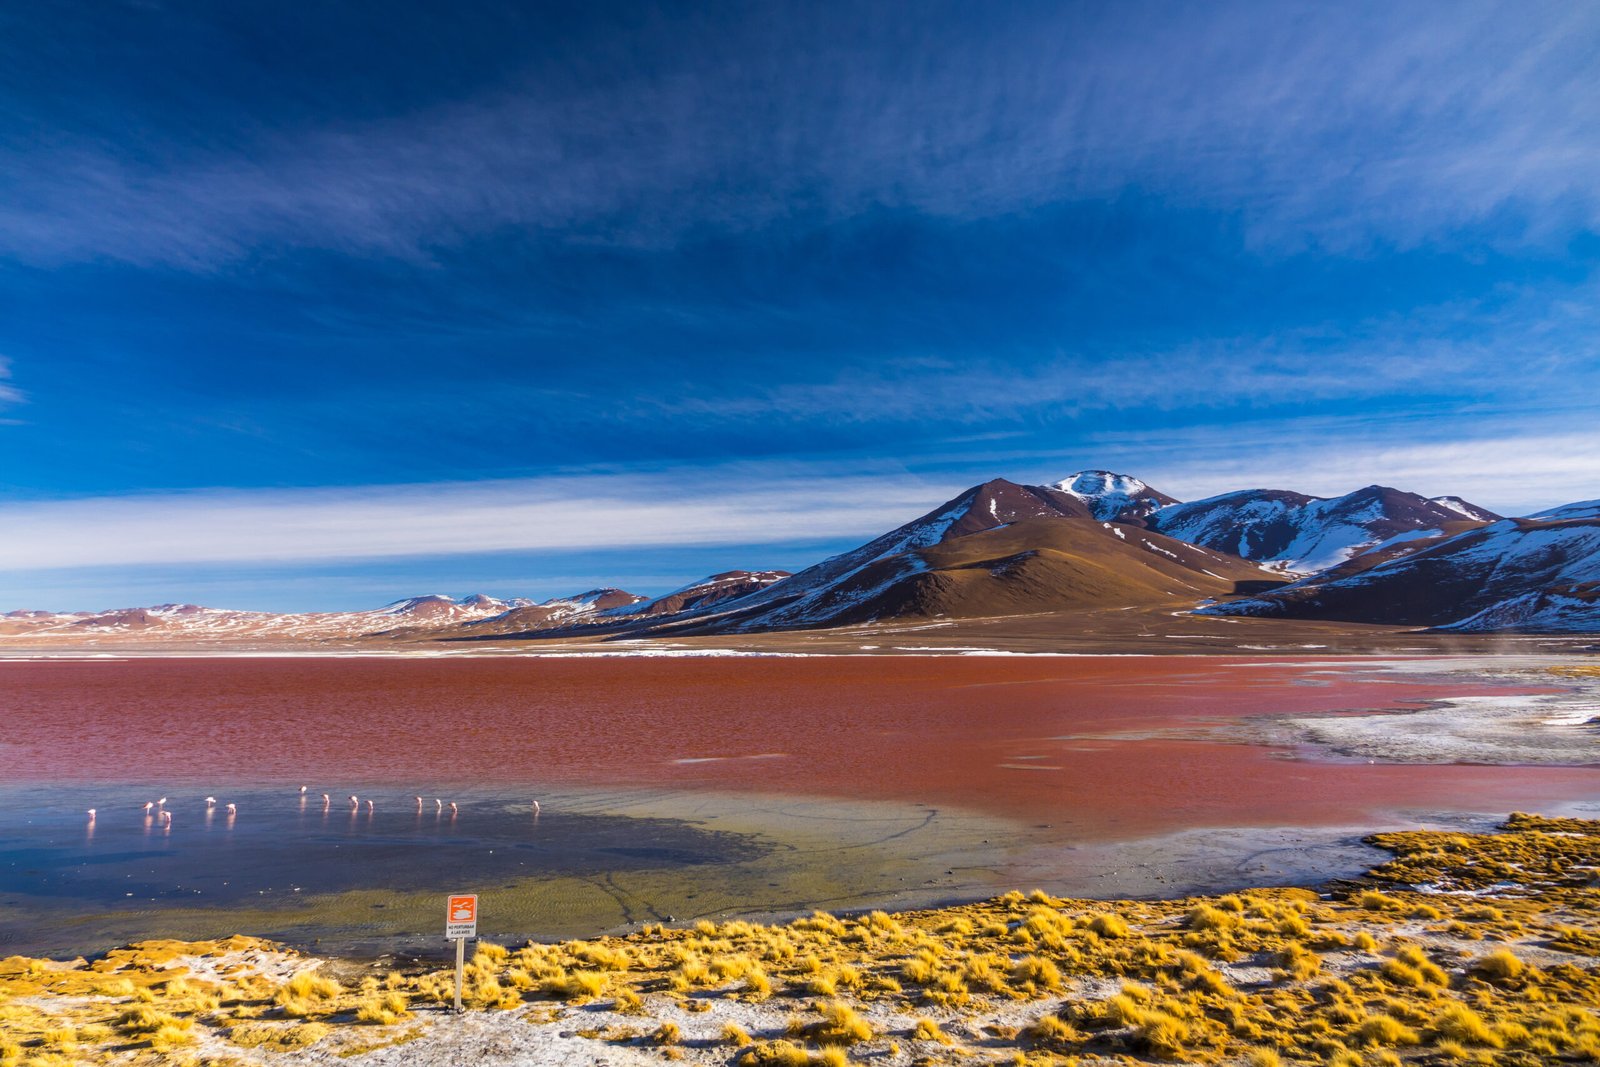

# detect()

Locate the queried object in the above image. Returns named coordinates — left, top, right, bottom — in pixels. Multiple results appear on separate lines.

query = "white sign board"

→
left=446, top=893, right=478, bottom=939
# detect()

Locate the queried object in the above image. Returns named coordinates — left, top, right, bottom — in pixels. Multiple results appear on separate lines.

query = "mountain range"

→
left=4, top=471, right=1596, bottom=644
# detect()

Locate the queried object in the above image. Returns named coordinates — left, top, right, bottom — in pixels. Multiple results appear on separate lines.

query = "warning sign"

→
left=446, top=893, right=478, bottom=939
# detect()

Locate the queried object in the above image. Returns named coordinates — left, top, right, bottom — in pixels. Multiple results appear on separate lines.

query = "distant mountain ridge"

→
left=1201, top=499, right=1600, bottom=632
left=1144, top=484, right=1501, bottom=573
left=3, top=469, right=1594, bottom=640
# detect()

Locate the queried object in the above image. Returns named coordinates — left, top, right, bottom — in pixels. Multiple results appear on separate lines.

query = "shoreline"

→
left=3, top=813, right=1597, bottom=1065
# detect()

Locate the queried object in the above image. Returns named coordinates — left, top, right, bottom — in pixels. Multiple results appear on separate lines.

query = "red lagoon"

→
left=3, top=655, right=1593, bottom=839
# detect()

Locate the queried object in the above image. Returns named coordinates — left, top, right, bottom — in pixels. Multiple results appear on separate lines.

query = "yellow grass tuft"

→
left=1352, top=1013, right=1420, bottom=1047
left=1086, top=912, right=1130, bottom=938
left=1187, top=903, right=1243, bottom=931
left=1470, top=948, right=1525, bottom=983
left=1433, top=1002, right=1503, bottom=1048
left=275, top=970, right=342, bottom=1017
left=542, top=970, right=605, bottom=1001
left=803, top=1000, right=873, bottom=1045
left=737, top=1039, right=819, bottom=1066
left=354, top=991, right=412, bottom=1025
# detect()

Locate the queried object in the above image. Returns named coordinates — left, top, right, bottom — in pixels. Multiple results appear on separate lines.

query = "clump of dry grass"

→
left=1433, top=1002, right=1503, bottom=1048
left=354, top=991, right=411, bottom=1025
left=1470, top=948, right=1525, bottom=984
left=274, top=970, right=342, bottom=1017
left=1351, top=1013, right=1420, bottom=1047
left=801, top=1000, right=873, bottom=1045
left=541, top=969, right=605, bottom=1001
left=1085, top=912, right=1130, bottom=938
left=737, top=1039, right=844, bottom=1066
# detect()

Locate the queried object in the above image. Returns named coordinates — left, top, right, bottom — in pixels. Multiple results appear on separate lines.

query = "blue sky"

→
left=2, top=0, right=1598, bottom=610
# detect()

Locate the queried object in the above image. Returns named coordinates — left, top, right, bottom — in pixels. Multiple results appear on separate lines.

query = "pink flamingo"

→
left=349, top=794, right=359, bottom=809
left=415, top=796, right=423, bottom=811
left=365, top=799, right=374, bottom=813
left=449, top=802, right=458, bottom=815
left=205, top=796, right=217, bottom=808
left=87, top=808, right=96, bottom=820
left=226, top=802, right=237, bottom=815
left=143, top=801, right=154, bottom=814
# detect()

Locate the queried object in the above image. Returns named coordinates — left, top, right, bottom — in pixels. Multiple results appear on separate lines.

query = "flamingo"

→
left=205, top=796, right=217, bottom=807
left=226, top=802, right=237, bottom=815
left=365, top=799, right=374, bottom=812
left=533, top=800, right=541, bottom=814
left=414, top=796, right=423, bottom=811
left=449, top=802, right=458, bottom=815
left=143, top=801, right=154, bottom=813
left=156, top=797, right=167, bottom=808
left=349, top=794, right=359, bottom=809
left=435, top=798, right=443, bottom=812
left=299, top=785, right=307, bottom=794
left=160, top=810, right=172, bottom=825
left=87, top=808, right=96, bottom=820
left=321, top=793, right=331, bottom=808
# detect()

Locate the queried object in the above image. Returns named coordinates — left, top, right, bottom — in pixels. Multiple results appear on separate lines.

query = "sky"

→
left=2, top=0, right=1598, bottom=611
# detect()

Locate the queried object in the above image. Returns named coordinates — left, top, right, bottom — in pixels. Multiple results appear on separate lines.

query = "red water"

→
left=3, top=656, right=1594, bottom=839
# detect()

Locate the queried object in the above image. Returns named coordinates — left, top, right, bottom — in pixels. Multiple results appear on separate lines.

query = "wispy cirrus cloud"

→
left=0, top=467, right=963, bottom=571
left=1102, top=427, right=1600, bottom=517
left=2, top=2, right=1595, bottom=269
left=0, top=357, right=23, bottom=407
left=3, top=416, right=1597, bottom=586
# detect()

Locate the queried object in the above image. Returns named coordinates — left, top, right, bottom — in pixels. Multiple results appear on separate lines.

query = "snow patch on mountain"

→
left=1052, top=470, right=1174, bottom=521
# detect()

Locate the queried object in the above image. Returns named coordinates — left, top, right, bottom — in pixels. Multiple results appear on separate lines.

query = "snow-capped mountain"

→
left=1052, top=470, right=1178, bottom=522
left=0, top=592, right=614, bottom=642
left=684, top=478, right=1277, bottom=633
left=1145, top=485, right=1500, bottom=573
left=1200, top=501, right=1600, bottom=632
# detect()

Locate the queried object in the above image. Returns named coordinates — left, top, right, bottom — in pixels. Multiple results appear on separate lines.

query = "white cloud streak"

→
left=0, top=471, right=964, bottom=571
left=1044, top=427, right=1600, bottom=518
left=0, top=357, right=23, bottom=406
left=3, top=421, right=1597, bottom=577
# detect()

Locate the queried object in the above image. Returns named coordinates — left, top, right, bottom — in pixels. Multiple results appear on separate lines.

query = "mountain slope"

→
left=1147, top=485, right=1500, bottom=572
left=608, top=570, right=791, bottom=618
left=1199, top=501, right=1600, bottom=631
left=688, top=479, right=1276, bottom=632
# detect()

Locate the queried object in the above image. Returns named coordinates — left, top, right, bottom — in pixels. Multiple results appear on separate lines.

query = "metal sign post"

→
left=445, top=893, right=478, bottom=1012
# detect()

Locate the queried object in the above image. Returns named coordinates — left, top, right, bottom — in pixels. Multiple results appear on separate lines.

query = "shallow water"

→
left=2, top=786, right=760, bottom=905
left=2, top=655, right=1597, bottom=959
